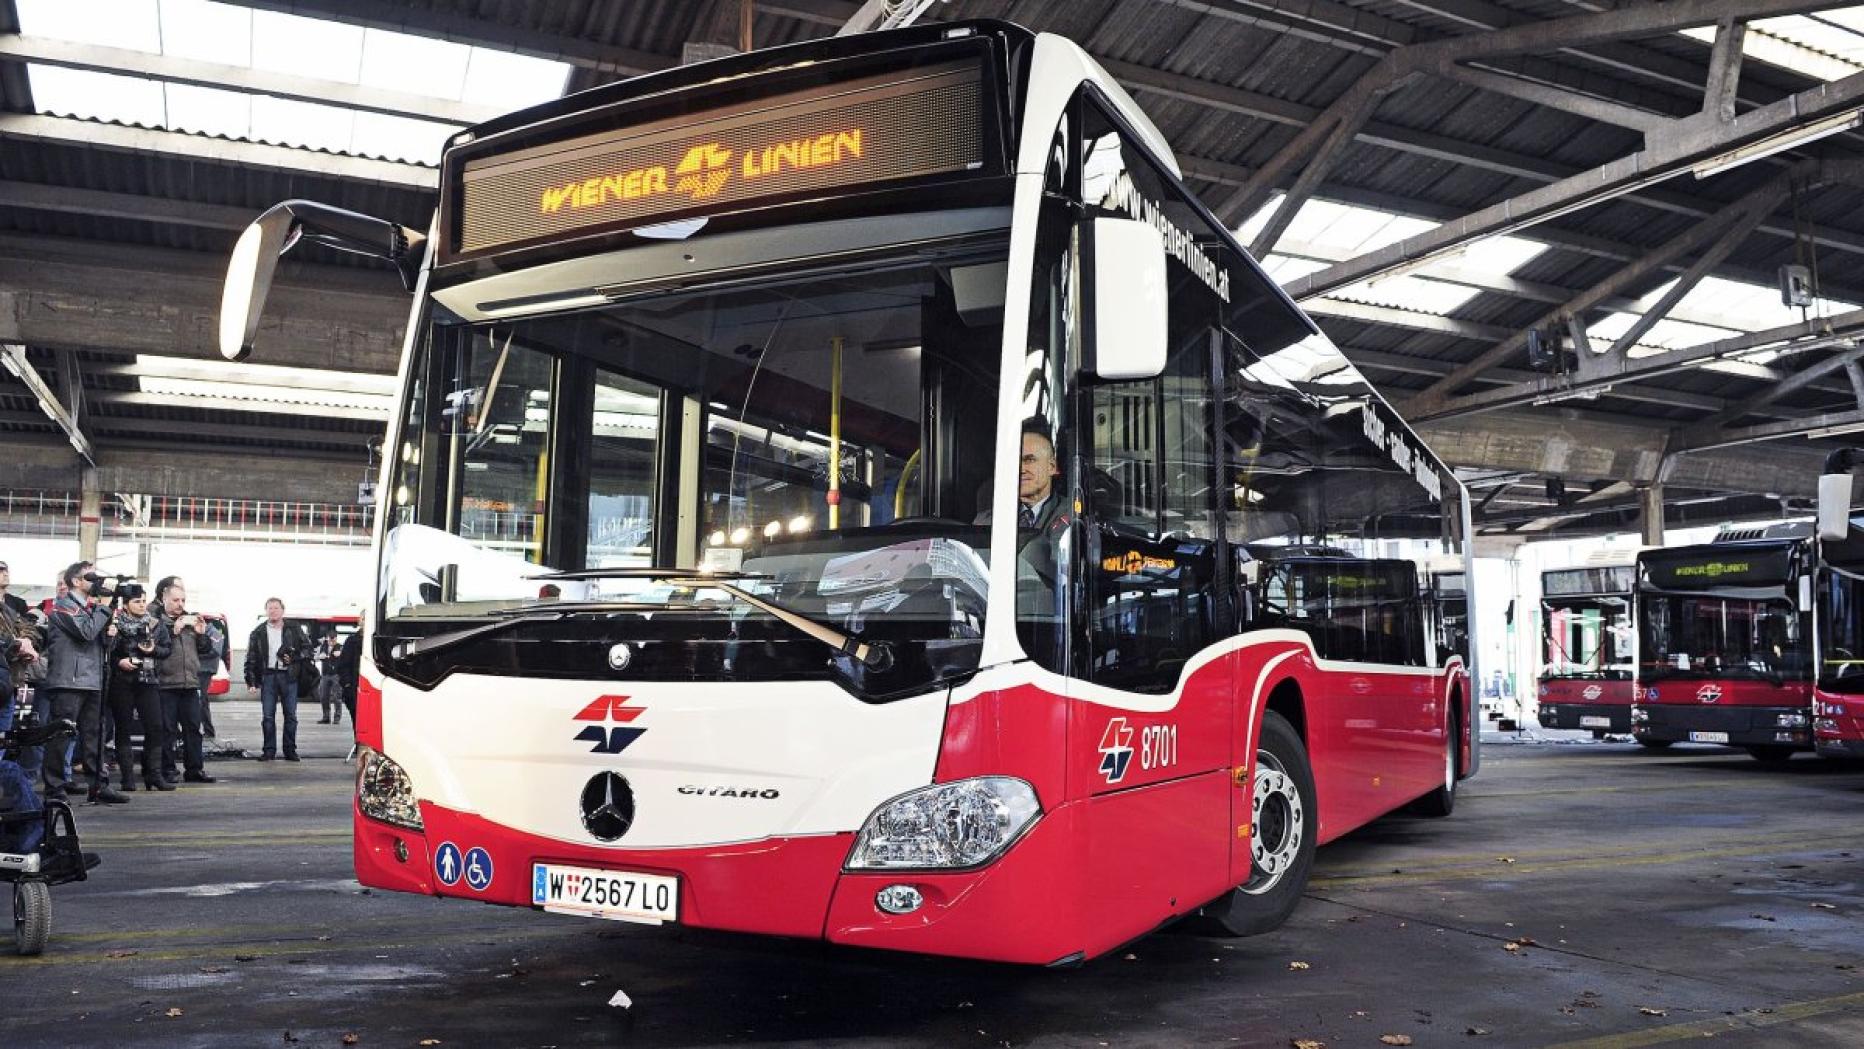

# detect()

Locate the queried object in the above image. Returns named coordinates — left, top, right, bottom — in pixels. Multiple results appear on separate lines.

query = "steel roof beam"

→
left=1672, top=407, right=1864, bottom=453
left=1, top=343, right=93, bottom=465
left=1285, top=77, right=1864, bottom=301
left=0, top=113, right=437, bottom=189
left=1685, top=344, right=1864, bottom=431
left=0, top=179, right=255, bottom=230
left=0, top=233, right=408, bottom=375
left=1410, top=307, right=1864, bottom=423
left=0, top=34, right=499, bottom=125
left=1407, top=177, right=1793, bottom=411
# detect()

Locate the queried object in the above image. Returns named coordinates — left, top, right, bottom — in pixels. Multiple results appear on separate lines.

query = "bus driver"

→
left=976, top=418, right=1065, bottom=532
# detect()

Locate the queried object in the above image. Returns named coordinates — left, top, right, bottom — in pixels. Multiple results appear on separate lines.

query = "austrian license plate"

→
left=1689, top=731, right=1730, bottom=744
left=1580, top=716, right=1611, bottom=728
left=531, top=863, right=678, bottom=924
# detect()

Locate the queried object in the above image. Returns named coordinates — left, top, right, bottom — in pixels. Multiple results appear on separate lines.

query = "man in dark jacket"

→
left=43, top=561, right=123, bottom=803
left=154, top=576, right=218, bottom=784
left=244, top=598, right=309, bottom=762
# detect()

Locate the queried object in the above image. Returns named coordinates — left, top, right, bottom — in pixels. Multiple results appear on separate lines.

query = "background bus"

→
left=1634, top=524, right=1814, bottom=761
left=1538, top=563, right=1636, bottom=738
left=220, top=20, right=1474, bottom=965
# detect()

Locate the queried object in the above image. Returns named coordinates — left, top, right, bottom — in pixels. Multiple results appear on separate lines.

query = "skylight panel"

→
left=360, top=27, right=470, bottom=101
left=140, top=376, right=392, bottom=413
left=14, top=0, right=160, bottom=53
left=159, top=0, right=251, bottom=66
left=26, top=64, right=165, bottom=127
left=1440, top=235, right=1547, bottom=277
left=351, top=111, right=461, bottom=166
left=1261, top=254, right=1327, bottom=282
left=1680, top=12, right=1864, bottom=82
left=251, top=9, right=363, bottom=84
left=461, top=47, right=574, bottom=109
left=1338, top=274, right=1480, bottom=316
left=251, top=94, right=354, bottom=155
left=163, top=82, right=250, bottom=138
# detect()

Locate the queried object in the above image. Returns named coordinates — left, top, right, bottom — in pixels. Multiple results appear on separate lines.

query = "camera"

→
left=83, top=572, right=134, bottom=600
left=276, top=646, right=295, bottom=668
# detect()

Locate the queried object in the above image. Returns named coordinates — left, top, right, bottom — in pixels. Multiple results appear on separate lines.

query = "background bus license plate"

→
left=1579, top=716, right=1611, bottom=728
left=1689, top=731, right=1730, bottom=743
left=533, top=864, right=678, bottom=924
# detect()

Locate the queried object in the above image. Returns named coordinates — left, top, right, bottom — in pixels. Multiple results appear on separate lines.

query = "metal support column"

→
left=1639, top=484, right=1665, bottom=547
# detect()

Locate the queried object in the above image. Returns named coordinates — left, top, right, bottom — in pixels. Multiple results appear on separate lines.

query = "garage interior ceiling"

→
left=3, top=0, right=1864, bottom=534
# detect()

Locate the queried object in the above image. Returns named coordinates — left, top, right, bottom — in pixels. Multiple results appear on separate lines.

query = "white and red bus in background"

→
left=1537, top=564, right=1638, bottom=739
left=218, top=21, right=1475, bottom=964
left=1633, top=524, right=1816, bottom=761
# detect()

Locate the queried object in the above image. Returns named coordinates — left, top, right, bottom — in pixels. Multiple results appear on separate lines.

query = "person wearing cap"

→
left=43, top=562, right=121, bottom=804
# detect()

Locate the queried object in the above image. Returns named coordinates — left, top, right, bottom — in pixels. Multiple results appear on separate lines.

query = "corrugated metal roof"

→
left=1, top=0, right=1863, bottom=496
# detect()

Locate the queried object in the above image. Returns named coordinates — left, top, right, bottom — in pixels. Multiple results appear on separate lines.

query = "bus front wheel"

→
left=1191, top=711, right=1316, bottom=938
left=1636, top=738, right=1672, bottom=750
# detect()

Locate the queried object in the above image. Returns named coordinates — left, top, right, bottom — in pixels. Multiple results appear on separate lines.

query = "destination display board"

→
left=453, top=60, right=986, bottom=257
left=1543, top=565, right=1634, bottom=598
left=1640, top=544, right=1796, bottom=591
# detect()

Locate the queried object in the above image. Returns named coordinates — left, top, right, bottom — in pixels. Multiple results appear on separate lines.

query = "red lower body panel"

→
left=354, top=771, right=1237, bottom=965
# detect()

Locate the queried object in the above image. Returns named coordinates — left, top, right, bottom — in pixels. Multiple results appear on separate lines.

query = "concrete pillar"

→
left=78, top=467, right=101, bottom=565
left=1639, top=483, right=1665, bottom=547
left=136, top=542, right=153, bottom=583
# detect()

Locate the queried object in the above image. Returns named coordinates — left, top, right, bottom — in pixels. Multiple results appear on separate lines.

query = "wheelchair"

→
left=1, top=690, right=99, bottom=956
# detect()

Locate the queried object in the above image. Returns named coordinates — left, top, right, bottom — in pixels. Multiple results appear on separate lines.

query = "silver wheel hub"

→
left=1243, top=750, right=1305, bottom=896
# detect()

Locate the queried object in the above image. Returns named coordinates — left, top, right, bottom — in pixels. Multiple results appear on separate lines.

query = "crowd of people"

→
left=0, top=557, right=362, bottom=808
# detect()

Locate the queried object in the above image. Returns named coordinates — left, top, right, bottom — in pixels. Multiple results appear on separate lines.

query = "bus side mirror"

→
left=1079, top=217, right=1167, bottom=382
left=219, top=206, right=300, bottom=362
left=219, top=200, right=426, bottom=362
left=1819, top=472, right=1852, bottom=541
left=1818, top=448, right=1863, bottom=541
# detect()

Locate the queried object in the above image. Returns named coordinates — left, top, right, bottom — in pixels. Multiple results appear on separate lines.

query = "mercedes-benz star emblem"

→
left=607, top=643, right=633, bottom=671
left=580, top=772, right=635, bottom=842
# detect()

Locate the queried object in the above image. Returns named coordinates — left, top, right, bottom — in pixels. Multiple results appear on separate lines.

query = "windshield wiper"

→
left=532, top=567, right=893, bottom=671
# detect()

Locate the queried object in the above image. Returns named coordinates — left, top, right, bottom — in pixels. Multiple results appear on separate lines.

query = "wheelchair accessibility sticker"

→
left=464, top=847, right=494, bottom=892
left=434, top=842, right=463, bottom=887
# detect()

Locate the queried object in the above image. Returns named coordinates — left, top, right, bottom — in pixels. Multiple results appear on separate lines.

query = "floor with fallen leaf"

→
left=4, top=712, right=1863, bottom=1048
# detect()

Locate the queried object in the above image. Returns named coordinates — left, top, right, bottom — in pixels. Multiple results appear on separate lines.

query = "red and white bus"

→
left=1633, top=525, right=1815, bottom=761
left=219, top=21, right=1475, bottom=964
left=1537, top=564, right=1637, bottom=738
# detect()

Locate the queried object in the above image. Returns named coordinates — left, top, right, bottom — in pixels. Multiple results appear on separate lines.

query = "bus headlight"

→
left=845, top=777, right=1040, bottom=871
left=358, top=750, right=423, bottom=831
left=1776, top=712, right=1810, bottom=728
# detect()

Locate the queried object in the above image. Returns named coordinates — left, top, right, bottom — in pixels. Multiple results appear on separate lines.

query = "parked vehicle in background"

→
left=1634, top=524, right=1814, bottom=762
left=1538, top=564, right=1637, bottom=739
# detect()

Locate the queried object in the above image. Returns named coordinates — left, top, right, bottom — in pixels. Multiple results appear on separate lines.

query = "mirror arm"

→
left=274, top=200, right=427, bottom=291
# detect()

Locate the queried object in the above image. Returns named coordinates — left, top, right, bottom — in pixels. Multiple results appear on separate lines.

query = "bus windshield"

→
left=1638, top=591, right=1807, bottom=682
left=1542, top=596, right=1632, bottom=680
left=381, top=251, right=1006, bottom=653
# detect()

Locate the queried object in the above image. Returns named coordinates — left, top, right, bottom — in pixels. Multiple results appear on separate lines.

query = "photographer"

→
left=105, top=584, right=171, bottom=792
left=43, top=562, right=122, bottom=804
left=153, top=576, right=216, bottom=784
left=243, top=598, right=308, bottom=762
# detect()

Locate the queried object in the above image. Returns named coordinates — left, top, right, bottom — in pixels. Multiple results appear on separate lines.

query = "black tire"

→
left=1413, top=709, right=1460, bottom=818
left=1636, top=738, right=1673, bottom=750
left=1190, top=711, right=1316, bottom=937
left=15, top=881, right=50, bottom=956
left=1747, top=745, right=1796, bottom=765
left=1590, top=729, right=1607, bottom=740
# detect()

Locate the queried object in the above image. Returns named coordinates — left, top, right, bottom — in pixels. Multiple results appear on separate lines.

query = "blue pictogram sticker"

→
left=464, top=847, right=494, bottom=892
left=532, top=865, right=548, bottom=904
left=434, top=841, right=463, bottom=887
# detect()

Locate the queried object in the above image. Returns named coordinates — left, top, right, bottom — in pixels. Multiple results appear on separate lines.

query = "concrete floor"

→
left=5, top=709, right=1864, bottom=1048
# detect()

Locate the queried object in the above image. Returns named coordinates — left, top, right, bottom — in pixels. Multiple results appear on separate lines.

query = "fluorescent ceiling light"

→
left=1693, top=109, right=1864, bottom=178
left=1805, top=420, right=1864, bottom=440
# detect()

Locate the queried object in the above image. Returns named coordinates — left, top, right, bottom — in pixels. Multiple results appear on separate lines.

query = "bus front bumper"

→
left=353, top=799, right=1096, bottom=965
left=1632, top=703, right=1812, bottom=747
left=1815, top=698, right=1864, bottom=757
